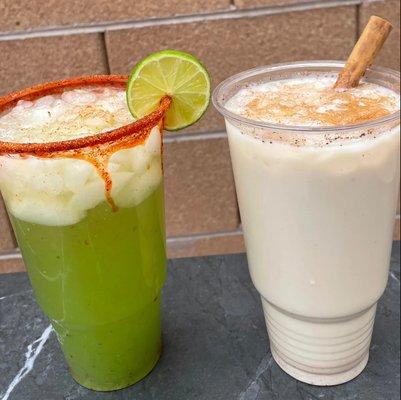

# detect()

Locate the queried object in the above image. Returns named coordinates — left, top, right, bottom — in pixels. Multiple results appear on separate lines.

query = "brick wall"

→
left=0, top=0, right=400, bottom=272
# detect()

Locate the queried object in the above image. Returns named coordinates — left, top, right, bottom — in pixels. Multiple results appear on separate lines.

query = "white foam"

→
left=0, top=88, right=163, bottom=226
left=0, top=87, right=133, bottom=143
left=0, top=127, right=162, bottom=226
left=225, top=74, right=400, bottom=127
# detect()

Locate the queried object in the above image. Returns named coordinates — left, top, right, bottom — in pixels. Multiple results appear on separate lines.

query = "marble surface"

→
left=0, top=243, right=399, bottom=400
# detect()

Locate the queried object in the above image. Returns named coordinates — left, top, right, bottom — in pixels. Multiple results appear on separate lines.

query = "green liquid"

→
left=10, top=184, right=166, bottom=391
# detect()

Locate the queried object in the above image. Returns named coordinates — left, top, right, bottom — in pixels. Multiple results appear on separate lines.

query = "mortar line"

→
left=100, top=32, right=111, bottom=75
left=0, top=229, right=244, bottom=260
left=1, top=224, right=399, bottom=260
left=163, top=131, right=227, bottom=143
left=0, top=249, right=22, bottom=261
left=0, top=0, right=362, bottom=42
left=356, top=3, right=362, bottom=39
left=167, top=229, right=243, bottom=243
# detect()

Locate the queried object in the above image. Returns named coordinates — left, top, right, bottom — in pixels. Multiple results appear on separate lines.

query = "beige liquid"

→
left=227, top=122, right=399, bottom=317
left=224, top=74, right=400, bottom=385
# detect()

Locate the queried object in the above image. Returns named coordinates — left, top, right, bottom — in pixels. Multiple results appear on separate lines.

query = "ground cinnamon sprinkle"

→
left=243, top=82, right=398, bottom=127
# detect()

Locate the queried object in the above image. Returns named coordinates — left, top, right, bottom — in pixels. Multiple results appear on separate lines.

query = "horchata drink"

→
left=213, top=61, right=400, bottom=385
left=0, top=53, right=211, bottom=391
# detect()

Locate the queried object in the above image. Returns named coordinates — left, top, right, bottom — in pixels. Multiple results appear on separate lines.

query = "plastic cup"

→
left=213, top=62, right=400, bottom=385
left=0, top=76, right=170, bottom=391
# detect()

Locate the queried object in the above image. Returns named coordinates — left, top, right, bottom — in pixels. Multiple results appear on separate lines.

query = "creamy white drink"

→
left=214, top=63, right=400, bottom=386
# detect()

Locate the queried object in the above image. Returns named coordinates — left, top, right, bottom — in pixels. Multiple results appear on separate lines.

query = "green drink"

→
left=0, top=76, right=170, bottom=391
left=10, top=185, right=166, bottom=390
left=1, top=52, right=212, bottom=391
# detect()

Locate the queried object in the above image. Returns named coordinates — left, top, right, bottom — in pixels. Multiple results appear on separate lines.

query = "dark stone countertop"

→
left=0, top=242, right=399, bottom=400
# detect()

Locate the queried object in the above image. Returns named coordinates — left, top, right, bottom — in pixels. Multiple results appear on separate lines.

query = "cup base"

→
left=271, top=346, right=369, bottom=386
left=53, top=296, right=163, bottom=392
left=262, top=298, right=376, bottom=386
left=71, top=345, right=162, bottom=392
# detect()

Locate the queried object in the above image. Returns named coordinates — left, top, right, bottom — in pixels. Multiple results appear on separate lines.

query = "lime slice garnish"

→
left=127, top=50, right=211, bottom=131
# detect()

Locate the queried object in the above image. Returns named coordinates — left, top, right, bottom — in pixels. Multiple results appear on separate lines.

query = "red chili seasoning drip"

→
left=0, top=75, right=171, bottom=210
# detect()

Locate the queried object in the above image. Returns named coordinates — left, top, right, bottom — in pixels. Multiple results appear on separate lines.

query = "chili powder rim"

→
left=0, top=75, right=171, bottom=156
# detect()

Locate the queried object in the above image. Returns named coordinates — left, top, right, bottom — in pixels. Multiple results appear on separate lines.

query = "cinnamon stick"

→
left=334, top=15, right=393, bottom=89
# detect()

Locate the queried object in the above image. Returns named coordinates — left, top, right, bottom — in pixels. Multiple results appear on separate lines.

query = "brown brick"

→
left=235, top=0, right=321, bottom=8
left=106, top=6, right=356, bottom=134
left=164, top=136, right=239, bottom=236
left=0, top=0, right=230, bottom=33
left=0, top=197, right=15, bottom=251
left=167, top=231, right=245, bottom=259
left=360, top=0, right=400, bottom=70
left=0, top=256, right=25, bottom=274
left=0, top=34, right=108, bottom=96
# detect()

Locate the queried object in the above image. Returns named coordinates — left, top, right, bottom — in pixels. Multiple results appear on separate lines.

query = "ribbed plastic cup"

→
left=0, top=76, right=170, bottom=391
left=213, top=62, right=400, bottom=385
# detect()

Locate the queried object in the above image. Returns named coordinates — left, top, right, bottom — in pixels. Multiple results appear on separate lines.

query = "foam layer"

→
left=0, top=127, right=162, bottom=226
left=0, top=87, right=133, bottom=143
left=0, top=87, right=162, bottom=226
left=225, top=74, right=400, bottom=127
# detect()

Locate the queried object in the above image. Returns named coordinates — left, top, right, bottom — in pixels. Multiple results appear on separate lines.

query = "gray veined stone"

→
left=0, top=242, right=399, bottom=400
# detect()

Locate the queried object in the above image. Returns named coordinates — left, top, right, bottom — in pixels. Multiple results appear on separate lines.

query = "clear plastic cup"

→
left=213, top=61, right=400, bottom=385
left=0, top=76, right=170, bottom=391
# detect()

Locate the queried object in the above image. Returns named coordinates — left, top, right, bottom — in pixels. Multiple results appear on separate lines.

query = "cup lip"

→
left=0, top=75, right=170, bottom=156
left=212, top=60, right=401, bottom=134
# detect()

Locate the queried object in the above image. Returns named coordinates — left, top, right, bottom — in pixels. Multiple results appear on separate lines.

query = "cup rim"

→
left=212, top=60, right=401, bottom=134
left=0, top=75, right=170, bottom=155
